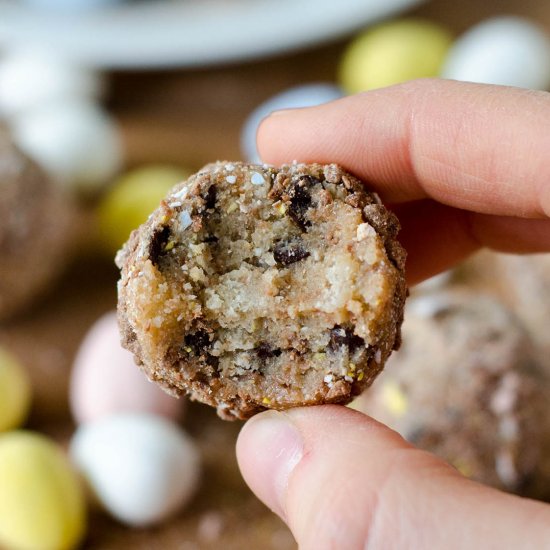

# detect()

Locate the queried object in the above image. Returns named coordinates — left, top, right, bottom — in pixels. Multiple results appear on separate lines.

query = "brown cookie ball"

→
left=354, top=290, right=546, bottom=493
left=0, top=129, right=74, bottom=321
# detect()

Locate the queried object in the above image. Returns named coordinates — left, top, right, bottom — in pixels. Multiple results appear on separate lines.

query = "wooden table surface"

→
left=1, top=0, right=549, bottom=548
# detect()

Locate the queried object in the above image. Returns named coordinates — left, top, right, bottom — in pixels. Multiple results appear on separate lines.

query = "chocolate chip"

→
left=203, top=184, right=217, bottom=210
left=287, top=175, right=317, bottom=230
left=184, top=329, right=211, bottom=355
left=147, top=225, right=171, bottom=267
left=256, top=343, right=282, bottom=360
left=329, top=325, right=365, bottom=353
left=206, top=355, right=220, bottom=371
left=204, top=234, right=219, bottom=244
left=273, top=238, right=310, bottom=266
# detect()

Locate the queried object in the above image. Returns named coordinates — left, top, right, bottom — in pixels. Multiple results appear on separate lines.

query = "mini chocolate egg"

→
left=70, top=413, right=201, bottom=527
left=441, top=17, right=550, bottom=90
left=0, top=48, right=104, bottom=120
left=0, top=347, right=31, bottom=432
left=0, top=431, right=86, bottom=550
left=70, top=311, right=183, bottom=425
left=12, top=98, right=123, bottom=195
left=241, top=83, right=344, bottom=163
left=339, top=19, right=453, bottom=93
left=98, top=165, right=189, bottom=255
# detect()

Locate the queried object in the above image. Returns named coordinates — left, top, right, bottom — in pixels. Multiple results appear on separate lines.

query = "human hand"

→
left=236, top=79, right=550, bottom=549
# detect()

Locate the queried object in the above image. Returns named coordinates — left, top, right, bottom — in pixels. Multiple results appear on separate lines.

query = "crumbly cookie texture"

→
left=354, top=290, right=545, bottom=493
left=0, top=128, right=74, bottom=321
left=116, top=162, right=407, bottom=420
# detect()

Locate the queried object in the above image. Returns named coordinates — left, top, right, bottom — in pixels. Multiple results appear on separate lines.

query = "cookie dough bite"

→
left=353, top=290, right=546, bottom=493
left=0, top=129, right=74, bottom=321
left=496, top=253, right=550, bottom=356
left=117, top=162, right=407, bottom=420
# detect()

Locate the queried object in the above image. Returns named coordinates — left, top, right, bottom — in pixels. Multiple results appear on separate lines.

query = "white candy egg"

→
left=241, top=83, right=343, bottom=163
left=442, top=17, right=550, bottom=90
left=70, top=311, right=183, bottom=425
left=12, top=98, right=123, bottom=194
left=70, top=413, right=201, bottom=527
left=0, top=48, right=104, bottom=120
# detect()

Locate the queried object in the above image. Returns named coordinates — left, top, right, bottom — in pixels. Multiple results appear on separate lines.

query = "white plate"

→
left=0, top=0, right=425, bottom=69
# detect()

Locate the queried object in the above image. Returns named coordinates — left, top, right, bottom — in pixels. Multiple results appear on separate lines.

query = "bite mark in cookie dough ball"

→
left=116, top=162, right=407, bottom=420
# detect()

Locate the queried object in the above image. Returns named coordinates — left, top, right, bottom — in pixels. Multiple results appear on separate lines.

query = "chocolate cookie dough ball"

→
left=497, top=254, right=550, bottom=356
left=117, top=162, right=406, bottom=420
left=0, top=129, right=74, bottom=321
left=355, top=290, right=545, bottom=493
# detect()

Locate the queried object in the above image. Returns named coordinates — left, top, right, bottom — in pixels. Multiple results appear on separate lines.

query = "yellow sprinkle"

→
left=226, top=202, right=238, bottom=213
left=262, top=397, right=271, bottom=405
left=453, top=459, right=473, bottom=478
left=349, top=363, right=356, bottom=372
left=164, top=241, right=175, bottom=251
left=273, top=201, right=287, bottom=215
left=160, top=214, right=169, bottom=223
left=184, top=347, right=192, bottom=353
left=346, top=371, right=355, bottom=379
left=381, top=381, right=408, bottom=417
left=357, top=371, right=364, bottom=381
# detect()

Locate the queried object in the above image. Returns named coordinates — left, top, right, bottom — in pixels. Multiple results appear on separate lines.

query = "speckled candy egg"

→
left=70, top=311, right=184, bottom=425
left=0, top=347, right=31, bottom=432
left=339, top=19, right=453, bottom=93
left=70, top=413, right=201, bottom=527
left=98, top=165, right=189, bottom=255
left=12, top=98, right=123, bottom=195
left=0, top=48, right=104, bottom=120
left=241, top=83, right=344, bottom=163
left=441, top=17, right=550, bottom=90
left=353, top=290, right=547, bottom=494
left=0, top=431, right=86, bottom=550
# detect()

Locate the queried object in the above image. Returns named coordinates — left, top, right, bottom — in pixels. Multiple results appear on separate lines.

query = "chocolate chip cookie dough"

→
left=0, top=129, right=74, bottom=321
left=354, top=290, right=545, bottom=493
left=116, top=162, right=406, bottom=420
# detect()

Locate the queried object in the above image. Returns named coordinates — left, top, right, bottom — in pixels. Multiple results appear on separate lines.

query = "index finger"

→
left=257, top=79, right=550, bottom=219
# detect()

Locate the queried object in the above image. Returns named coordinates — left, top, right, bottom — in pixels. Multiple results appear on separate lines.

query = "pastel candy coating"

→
left=69, top=413, right=201, bottom=527
left=0, top=348, right=31, bottom=432
left=241, top=83, right=343, bottom=163
left=70, top=311, right=183, bottom=425
left=339, top=19, right=452, bottom=93
left=20, top=0, right=123, bottom=10
left=0, top=48, right=103, bottom=120
left=0, top=431, right=86, bottom=550
left=441, top=16, right=550, bottom=90
left=98, top=165, right=189, bottom=254
left=12, top=98, right=123, bottom=195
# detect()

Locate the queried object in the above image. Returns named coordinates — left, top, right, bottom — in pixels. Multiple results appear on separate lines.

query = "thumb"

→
left=237, top=406, right=550, bottom=550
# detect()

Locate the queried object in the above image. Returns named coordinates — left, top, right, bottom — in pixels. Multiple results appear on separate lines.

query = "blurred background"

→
left=0, top=1, right=549, bottom=549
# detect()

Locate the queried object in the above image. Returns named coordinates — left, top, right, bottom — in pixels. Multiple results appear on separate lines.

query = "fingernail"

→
left=241, top=411, right=303, bottom=518
left=268, top=108, right=294, bottom=117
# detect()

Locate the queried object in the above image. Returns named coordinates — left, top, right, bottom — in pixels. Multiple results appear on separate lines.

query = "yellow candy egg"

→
left=0, top=432, right=86, bottom=550
left=97, top=164, right=189, bottom=254
left=0, top=348, right=31, bottom=432
left=339, top=19, right=453, bottom=93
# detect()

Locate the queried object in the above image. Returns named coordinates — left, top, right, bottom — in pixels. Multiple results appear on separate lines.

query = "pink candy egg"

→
left=70, top=311, right=183, bottom=424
